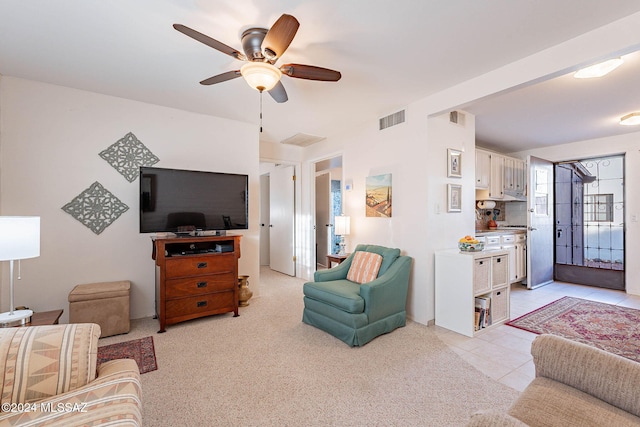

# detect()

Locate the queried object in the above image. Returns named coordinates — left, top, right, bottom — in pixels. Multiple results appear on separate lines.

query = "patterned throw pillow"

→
left=347, top=251, right=383, bottom=284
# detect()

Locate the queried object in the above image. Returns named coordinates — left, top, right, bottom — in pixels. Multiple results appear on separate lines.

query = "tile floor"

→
left=434, top=280, right=640, bottom=392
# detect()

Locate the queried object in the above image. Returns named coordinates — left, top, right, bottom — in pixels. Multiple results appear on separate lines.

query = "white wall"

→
left=514, top=132, right=640, bottom=295
left=298, top=110, right=476, bottom=325
left=0, top=77, right=260, bottom=322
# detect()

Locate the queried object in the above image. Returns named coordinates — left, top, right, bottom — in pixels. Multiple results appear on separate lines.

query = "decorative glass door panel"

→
left=554, top=155, right=624, bottom=290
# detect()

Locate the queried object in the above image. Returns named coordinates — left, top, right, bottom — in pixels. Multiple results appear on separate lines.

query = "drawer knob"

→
left=197, top=262, right=208, bottom=269
left=197, top=282, right=208, bottom=288
left=197, top=301, right=208, bottom=307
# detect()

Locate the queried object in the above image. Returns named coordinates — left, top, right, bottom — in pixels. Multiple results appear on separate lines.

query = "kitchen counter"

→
left=475, top=229, right=526, bottom=237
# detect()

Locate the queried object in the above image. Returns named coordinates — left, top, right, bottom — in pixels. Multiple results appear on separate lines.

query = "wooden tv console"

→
left=152, top=234, right=241, bottom=332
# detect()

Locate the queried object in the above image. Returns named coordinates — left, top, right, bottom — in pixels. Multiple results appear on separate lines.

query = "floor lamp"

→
left=334, top=215, right=351, bottom=256
left=0, top=216, right=40, bottom=326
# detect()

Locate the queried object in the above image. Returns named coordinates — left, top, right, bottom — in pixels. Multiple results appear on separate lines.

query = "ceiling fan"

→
left=173, top=14, right=342, bottom=103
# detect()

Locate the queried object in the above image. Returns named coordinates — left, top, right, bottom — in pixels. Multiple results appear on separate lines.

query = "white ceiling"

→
left=466, top=49, right=640, bottom=153
left=1, top=1, right=640, bottom=149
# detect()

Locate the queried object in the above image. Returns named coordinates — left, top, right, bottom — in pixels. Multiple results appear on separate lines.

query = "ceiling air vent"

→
left=280, top=133, right=326, bottom=147
left=379, top=110, right=405, bottom=130
left=449, top=110, right=466, bottom=126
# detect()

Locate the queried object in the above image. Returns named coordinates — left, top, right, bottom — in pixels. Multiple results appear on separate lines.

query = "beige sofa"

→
left=468, top=334, right=640, bottom=426
left=0, top=323, right=141, bottom=426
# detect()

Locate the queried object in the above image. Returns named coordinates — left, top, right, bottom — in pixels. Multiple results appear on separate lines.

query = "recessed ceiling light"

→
left=620, top=112, right=640, bottom=126
left=574, top=58, right=624, bottom=78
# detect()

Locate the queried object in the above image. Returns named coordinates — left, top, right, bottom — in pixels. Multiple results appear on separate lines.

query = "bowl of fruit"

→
left=458, top=235, right=485, bottom=252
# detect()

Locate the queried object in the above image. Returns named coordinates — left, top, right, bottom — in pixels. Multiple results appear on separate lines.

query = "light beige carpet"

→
left=100, top=267, right=518, bottom=426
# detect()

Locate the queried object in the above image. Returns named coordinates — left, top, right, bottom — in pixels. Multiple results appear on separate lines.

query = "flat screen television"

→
left=139, top=166, right=248, bottom=234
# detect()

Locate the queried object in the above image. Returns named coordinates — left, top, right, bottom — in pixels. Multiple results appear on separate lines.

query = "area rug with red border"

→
left=506, top=296, right=640, bottom=363
left=97, top=336, right=158, bottom=374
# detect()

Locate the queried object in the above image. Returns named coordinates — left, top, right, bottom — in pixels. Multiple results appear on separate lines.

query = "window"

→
left=584, top=194, right=613, bottom=222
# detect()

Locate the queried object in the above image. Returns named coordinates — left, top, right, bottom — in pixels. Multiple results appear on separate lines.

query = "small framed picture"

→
left=447, top=148, right=462, bottom=178
left=448, top=184, right=462, bottom=212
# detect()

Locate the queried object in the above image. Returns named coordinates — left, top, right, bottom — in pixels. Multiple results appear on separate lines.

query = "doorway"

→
left=259, top=163, right=296, bottom=276
left=527, top=156, right=555, bottom=289
left=554, top=154, right=625, bottom=290
left=314, top=156, right=343, bottom=270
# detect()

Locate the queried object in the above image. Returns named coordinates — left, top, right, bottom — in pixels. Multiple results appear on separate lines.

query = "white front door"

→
left=269, top=165, right=295, bottom=276
left=527, top=155, right=554, bottom=289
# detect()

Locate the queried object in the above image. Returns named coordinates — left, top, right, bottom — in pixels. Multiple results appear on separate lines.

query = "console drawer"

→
left=165, top=254, right=235, bottom=278
left=165, top=273, right=236, bottom=298
left=166, top=292, right=236, bottom=319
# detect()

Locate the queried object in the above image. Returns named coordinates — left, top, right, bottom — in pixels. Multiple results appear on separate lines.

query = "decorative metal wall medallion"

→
left=99, top=132, right=160, bottom=182
left=62, top=181, right=129, bottom=234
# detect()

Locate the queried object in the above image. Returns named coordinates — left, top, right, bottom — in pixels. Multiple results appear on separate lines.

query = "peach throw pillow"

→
left=347, top=251, right=383, bottom=284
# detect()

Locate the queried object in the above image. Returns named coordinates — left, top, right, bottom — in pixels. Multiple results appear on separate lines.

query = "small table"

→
left=327, top=254, right=349, bottom=268
left=24, top=309, right=64, bottom=327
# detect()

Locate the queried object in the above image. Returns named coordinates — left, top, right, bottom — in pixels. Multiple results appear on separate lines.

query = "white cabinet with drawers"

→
left=479, top=232, right=527, bottom=284
left=435, top=249, right=510, bottom=337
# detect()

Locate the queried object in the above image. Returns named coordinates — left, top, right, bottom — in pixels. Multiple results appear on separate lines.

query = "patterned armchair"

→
left=0, top=323, right=141, bottom=426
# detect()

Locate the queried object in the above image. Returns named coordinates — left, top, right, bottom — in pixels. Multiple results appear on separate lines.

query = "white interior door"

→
left=269, top=165, right=295, bottom=276
left=527, top=155, right=554, bottom=289
left=259, top=174, right=270, bottom=266
left=315, top=173, right=331, bottom=268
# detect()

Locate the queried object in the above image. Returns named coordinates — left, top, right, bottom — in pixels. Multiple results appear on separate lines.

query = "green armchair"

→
left=302, top=244, right=412, bottom=346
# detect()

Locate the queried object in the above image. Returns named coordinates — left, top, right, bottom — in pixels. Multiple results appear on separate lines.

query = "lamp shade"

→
left=240, top=62, right=282, bottom=92
left=334, top=215, right=350, bottom=236
left=0, top=216, right=40, bottom=261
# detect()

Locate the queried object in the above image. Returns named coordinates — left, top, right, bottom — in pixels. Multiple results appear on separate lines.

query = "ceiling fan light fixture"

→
left=240, top=62, right=282, bottom=92
left=574, top=58, right=624, bottom=78
left=620, top=112, right=640, bottom=126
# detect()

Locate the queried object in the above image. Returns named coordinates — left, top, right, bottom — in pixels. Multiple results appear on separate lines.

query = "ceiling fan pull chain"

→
left=259, top=90, right=263, bottom=133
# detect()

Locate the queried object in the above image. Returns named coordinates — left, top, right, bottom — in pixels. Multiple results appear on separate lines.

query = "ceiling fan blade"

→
left=280, top=64, right=342, bottom=81
left=199, top=70, right=241, bottom=85
left=268, top=81, right=288, bottom=103
left=173, top=24, right=247, bottom=61
left=262, top=14, right=299, bottom=61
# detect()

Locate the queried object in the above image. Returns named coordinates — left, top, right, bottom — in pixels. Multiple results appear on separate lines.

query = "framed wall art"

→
left=365, top=173, right=392, bottom=217
left=447, top=184, right=462, bottom=212
left=447, top=148, right=462, bottom=178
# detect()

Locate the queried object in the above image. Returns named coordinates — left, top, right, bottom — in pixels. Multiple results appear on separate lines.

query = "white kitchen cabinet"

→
left=503, top=156, right=515, bottom=193
left=475, top=149, right=491, bottom=189
left=501, top=234, right=517, bottom=283
left=435, top=249, right=510, bottom=337
left=478, top=232, right=527, bottom=284
left=489, top=154, right=504, bottom=199
left=514, top=159, right=526, bottom=195
left=475, top=149, right=527, bottom=198
left=515, top=233, right=527, bottom=282
left=505, top=158, right=526, bottom=196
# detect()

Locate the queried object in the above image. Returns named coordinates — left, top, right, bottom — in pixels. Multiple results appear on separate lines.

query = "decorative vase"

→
left=238, top=275, right=253, bottom=307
